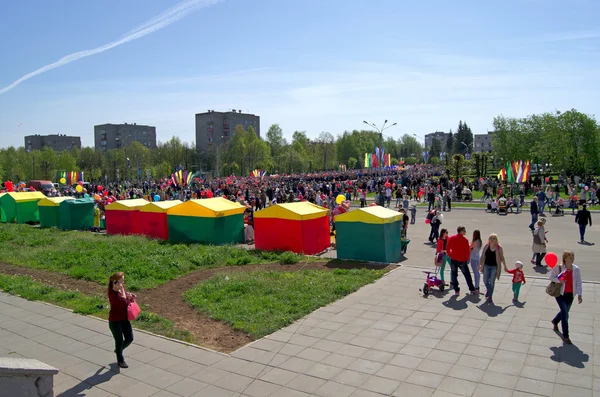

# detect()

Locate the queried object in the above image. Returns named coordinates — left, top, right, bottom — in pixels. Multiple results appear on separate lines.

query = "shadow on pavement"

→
left=477, top=301, right=510, bottom=317
left=550, top=344, right=590, bottom=369
left=442, top=295, right=468, bottom=310
left=533, top=266, right=549, bottom=275
left=578, top=241, right=595, bottom=246
left=58, top=363, right=120, bottom=397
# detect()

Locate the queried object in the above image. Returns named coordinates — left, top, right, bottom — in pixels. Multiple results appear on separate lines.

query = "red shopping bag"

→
left=127, top=300, right=141, bottom=321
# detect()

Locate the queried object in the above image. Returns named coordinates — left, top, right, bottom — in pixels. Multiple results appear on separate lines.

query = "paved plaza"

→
left=338, top=206, right=599, bottom=282
left=1, top=261, right=599, bottom=396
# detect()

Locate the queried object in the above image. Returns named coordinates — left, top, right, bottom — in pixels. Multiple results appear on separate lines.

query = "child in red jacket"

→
left=504, top=261, right=526, bottom=301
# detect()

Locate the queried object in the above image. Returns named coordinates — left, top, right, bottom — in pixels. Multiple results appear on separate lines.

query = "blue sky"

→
left=1, top=0, right=599, bottom=148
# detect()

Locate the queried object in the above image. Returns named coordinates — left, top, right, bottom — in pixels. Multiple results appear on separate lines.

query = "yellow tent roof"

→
left=254, top=202, right=328, bottom=221
left=168, top=198, right=245, bottom=218
left=140, top=200, right=183, bottom=213
left=105, top=198, right=149, bottom=211
left=3, top=192, right=47, bottom=203
left=336, top=206, right=402, bottom=224
left=38, top=197, right=75, bottom=207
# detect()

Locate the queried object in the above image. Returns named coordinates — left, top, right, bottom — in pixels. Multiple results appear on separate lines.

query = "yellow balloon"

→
left=59, top=178, right=66, bottom=184
left=76, top=185, right=83, bottom=193
left=336, top=194, right=345, bottom=205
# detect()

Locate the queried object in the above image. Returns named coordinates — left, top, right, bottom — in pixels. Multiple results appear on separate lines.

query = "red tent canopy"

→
left=139, top=201, right=182, bottom=240
left=105, top=199, right=148, bottom=236
left=254, top=202, right=330, bottom=255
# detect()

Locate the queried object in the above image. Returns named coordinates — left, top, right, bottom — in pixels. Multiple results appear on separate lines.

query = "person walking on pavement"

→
left=108, top=272, right=135, bottom=368
left=529, top=196, right=539, bottom=231
left=550, top=250, right=583, bottom=345
left=478, top=233, right=506, bottom=304
left=575, top=203, right=592, bottom=243
left=532, top=220, right=548, bottom=267
left=446, top=226, right=477, bottom=296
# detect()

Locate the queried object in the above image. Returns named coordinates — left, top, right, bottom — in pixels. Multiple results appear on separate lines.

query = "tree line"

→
left=1, top=109, right=597, bottom=183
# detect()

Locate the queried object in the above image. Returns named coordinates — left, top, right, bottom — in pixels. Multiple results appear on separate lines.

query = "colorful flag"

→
left=506, top=162, right=515, bottom=183
left=422, top=151, right=429, bottom=163
left=497, top=168, right=507, bottom=180
left=521, top=161, right=531, bottom=182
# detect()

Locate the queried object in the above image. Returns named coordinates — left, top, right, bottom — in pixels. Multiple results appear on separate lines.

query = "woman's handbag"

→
left=127, top=300, right=141, bottom=321
left=546, top=266, right=562, bottom=297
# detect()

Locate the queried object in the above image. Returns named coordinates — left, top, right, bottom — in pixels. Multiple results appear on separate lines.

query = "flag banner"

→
left=497, top=168, right=507, bottom=180
left=521, top=160, right=531, bottom=182
left=422, top=151, right=429, bottom=163
left=506, top=162, right=515, bottom=183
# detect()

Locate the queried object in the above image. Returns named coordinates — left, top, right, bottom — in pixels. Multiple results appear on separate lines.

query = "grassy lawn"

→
left=0, top=224, right=305, bottom=290
left=184, top=268, right=385, bottom=338
left=0, top=273, right=193, bottom=342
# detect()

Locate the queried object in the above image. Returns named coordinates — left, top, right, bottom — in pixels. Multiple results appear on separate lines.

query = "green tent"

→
left=38, top=197, right=74, bottom=228
left=0, top=192, right=47, bottom=224
left=60, top=198, right=95, bottom=230
left=335, top=206, right=403, bottom=263
left=0, top=192, right=6, bottom=223
left=167, top=199, right=245, bottom=244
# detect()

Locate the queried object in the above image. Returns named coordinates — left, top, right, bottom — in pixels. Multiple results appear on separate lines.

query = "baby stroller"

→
left=497, top=198, right=507, bottom=215
left=421, top=254, right=445, bottom=296
left=549, top=198, right=565, bottom=216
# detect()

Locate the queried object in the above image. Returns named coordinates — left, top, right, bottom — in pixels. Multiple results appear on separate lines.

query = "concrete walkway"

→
left=1, top=266, right=599, bottom=397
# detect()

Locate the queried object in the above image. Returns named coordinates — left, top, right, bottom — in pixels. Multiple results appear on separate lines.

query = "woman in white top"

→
left=549, top=250, right=583, bottom=345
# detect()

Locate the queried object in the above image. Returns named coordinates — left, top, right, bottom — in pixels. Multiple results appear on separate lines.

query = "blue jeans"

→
left=529, top=213, right=538, bottom=230
left=539, top=200, right=546, bottom=214
left=552, top=293, right=574, bottom=338
left=483, top=265, right=497, bottom=298
left=579, top=224, right=587, bottom=241
left=470, top=259, right=480, bottom=289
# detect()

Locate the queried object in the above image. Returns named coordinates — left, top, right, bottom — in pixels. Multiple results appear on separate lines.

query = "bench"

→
left=0, top=357, right=59, bottom=397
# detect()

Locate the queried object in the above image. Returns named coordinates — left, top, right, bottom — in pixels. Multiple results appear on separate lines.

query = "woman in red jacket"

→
left=108, top=272, right=135, bottom=368
left=436, top=229, right=450, bottom=285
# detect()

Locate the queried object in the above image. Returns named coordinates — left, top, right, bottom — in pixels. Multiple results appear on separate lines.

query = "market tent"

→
left=105, top=198, right=148, bottom=235
left=335, top=206, right=402, bottom=263
left=254, top=202, right=330, bottom=254
left=0, top=192, right=6, bottom=223
left=60, top=198, right=95, bottom=231
left=0, top=192, right=47, bottom=224
left=38, top=197, right=74, bottom=228
left=139, top=200, right=183, bottom=240
left=167, top=198, right=245, bottom=244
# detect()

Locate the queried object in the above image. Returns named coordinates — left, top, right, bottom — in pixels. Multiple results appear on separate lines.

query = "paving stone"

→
left=241, top=379, right=282, bottom=397
left=213, top=373, right=254, bottom=393
left=405, top=370, right=445, bottom=389
left=333, top=369, right=370, bottom=388
left=552, top=383, right=593, bottom=397
left=314, top=380, right=357, bottom=397
left=436, top=376, right=478, bottom=397
left=360, top=375, right=401, bottom=395
left=472, top=383, right=513, bottom=397
left=347, top=358, right=384, bottom=375
left=319, top=353, right=356, bottom=368
left=166, top=377, right=209, bottom=397
left=277, top=357, right=315, bottom=373
left=190, top=385, right=235, bottom=397
left=259, top=367, right=298, bottom=386
left=305, top=362, right=343, bottom=380
left=286, top=373, right=327, bottom=393
left=394, top=382, right=435, bottom=397
left=375, top=363, right=413, bottom=381
left=515, top=377, right=555, bottom=396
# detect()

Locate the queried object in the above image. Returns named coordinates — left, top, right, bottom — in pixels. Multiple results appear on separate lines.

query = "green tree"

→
left=430, top=138, right=442, bottom=159
left=348, top=157, right=357, bottom=169
left=454, top=121, right=474, bottom=154
left=445, top=131, right=455, bottom=155
left=266, top=124, right=285, bottom=159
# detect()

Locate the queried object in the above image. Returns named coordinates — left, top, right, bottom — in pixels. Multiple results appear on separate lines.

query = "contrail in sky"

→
left=0, top=0, right=222, bottom=95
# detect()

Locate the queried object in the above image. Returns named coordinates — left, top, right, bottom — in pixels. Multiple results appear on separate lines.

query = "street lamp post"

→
left=363, top=120, right=397, bottom=166
left=461, top=141, right=473, bottom=156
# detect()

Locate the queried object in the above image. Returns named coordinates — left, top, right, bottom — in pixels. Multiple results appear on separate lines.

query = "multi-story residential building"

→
left=424, top=131, right=451, bottom=149
left=195, top=110, right=260, bottom=151
left=94, top=123, right=156, bottom=151
left=25, top=134, right=81, bottom=152
left=474, top=131, right=495, bottom=153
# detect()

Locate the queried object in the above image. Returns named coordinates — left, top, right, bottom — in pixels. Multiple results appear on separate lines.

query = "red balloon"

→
left=103, top=190, right=108, bottom=197
left=78, top=181, right=83, bottom=186
left=425, top=219, right=431, bottom=224
left=97, top=185, right=103, bottom=192
left=545, top=252, right=558, bottom=268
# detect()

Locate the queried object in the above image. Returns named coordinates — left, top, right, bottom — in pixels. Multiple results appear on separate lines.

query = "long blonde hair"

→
left=488, top=233, right=499, bottom=244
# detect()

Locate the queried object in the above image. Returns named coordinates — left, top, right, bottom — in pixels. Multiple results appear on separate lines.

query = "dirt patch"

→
left=0, top=260, right=393, bottom=353
left=0, top=262, right=103, bottom=296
